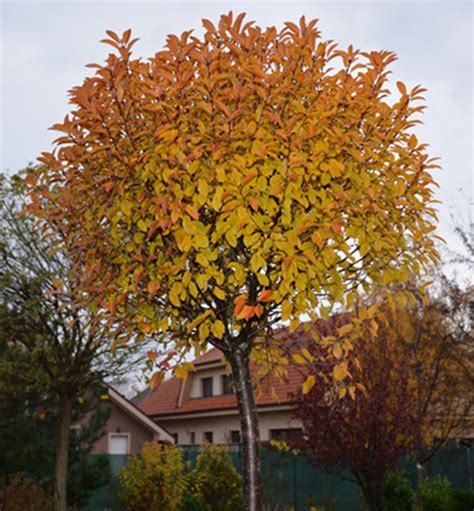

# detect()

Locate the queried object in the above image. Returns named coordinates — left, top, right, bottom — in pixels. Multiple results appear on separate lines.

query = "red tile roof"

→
left=193, top=349, right=226, bottom=366
left=139, top=320, right=346, bottom=418
left=139, top=349, right=308, bottom=417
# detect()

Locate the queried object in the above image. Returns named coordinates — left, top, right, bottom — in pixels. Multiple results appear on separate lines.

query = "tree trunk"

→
left=54, top=395, right=73, bottom=511
left=360, top=478, right=383, bottom=511
left=228, top=348, right=262, bottom=511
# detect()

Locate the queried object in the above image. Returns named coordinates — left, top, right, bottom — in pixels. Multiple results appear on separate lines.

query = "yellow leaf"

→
left=214, top=287, right=226, bottom=300
left=187, top=310, right=212, bottom=332
left=199, top=322, right=209, bottom=342
left=333, top=363, right=347, bottom=382
left=302, top=375, right=316, bottom=394
left=120, top=200, right=133, bottom=216
left=212, top=320, right=225, bottom=339
left=292, top=354, right=306, bottom=365
left=289, top=318, right=299, bottom=333
left=337, top=323, right=353, bottom=337
left=301, top=348, right=314, bottom=363
left=348, top=385, right=356, bottom=400
left=281, top=300, right=292, bottom=321
left=333, top=343, right=343, bottom=359
left=169, top=289, right=181, bottom=307
left=175, top=365, right=190, bottom=381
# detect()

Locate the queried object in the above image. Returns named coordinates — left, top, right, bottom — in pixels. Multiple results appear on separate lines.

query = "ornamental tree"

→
left=294, top=287, right=473, bottom=511
left=27, top=13, right=439, bottom=510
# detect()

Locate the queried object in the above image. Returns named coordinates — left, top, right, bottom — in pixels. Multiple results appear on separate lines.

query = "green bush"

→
left=417, top=476, right=454, bottom=511
left=187, top=444, right=243, bottom=511
left=451, top=489, right=474, bottom=511
left=381, top=470, right=416, bottom=511
left=119, top=442, right=187, bottom=511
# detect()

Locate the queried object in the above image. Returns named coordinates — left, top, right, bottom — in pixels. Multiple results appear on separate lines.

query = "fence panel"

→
left=84, top=447, right=473, bottom=510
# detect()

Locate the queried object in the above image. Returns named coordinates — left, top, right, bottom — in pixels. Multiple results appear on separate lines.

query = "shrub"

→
left=381, top=470, right=415, bottom=511
left=417, top=476, right=454, bottom=511
left=119, top=442, right=186, bottom=511
left=451, top=489, right=474, bottom=511
left=0, top=473, right=53, bottom=511
left=187, top=444, right=243, bottom=511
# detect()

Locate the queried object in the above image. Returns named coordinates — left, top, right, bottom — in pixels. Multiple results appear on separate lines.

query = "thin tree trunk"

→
left=360, top=478, right=383, bottom=511
left=229, top=348, right=262, bottom=511
left=54, top=395, right=73, bottom=511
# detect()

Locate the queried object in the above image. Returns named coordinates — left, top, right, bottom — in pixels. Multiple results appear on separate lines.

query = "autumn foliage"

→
left=294, top=290, right=472, bottom=511
left=28, top=13, right=439, bottom=356
left=26, top=12, right=440, bottom=510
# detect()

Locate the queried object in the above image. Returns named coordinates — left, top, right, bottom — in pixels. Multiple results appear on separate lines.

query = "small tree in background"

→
left=0, top=173, right=141, bottom=511
left=27, top=12, right=440, bottom=509
left=294, top=287, right=473, bottom=511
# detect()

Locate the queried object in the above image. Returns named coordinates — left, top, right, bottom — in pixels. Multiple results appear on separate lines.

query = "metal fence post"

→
left=467, top=448, right=473, bottom=491
left=293, top=453, right=298, bottom=511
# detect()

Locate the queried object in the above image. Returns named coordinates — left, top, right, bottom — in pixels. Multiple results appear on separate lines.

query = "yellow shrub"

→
left=119, top=442, right=186, bottom=511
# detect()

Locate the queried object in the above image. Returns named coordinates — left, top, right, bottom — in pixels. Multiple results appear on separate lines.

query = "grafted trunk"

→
left=54, top=395, right=73, bottom=511
left=229, top=348, right=262, bottom=511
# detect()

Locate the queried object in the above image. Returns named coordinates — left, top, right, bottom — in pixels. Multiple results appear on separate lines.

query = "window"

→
left=203, top=431, right=213, bottom=443
left=202, top=377, right=213, bottom=397
left=172, top=432, right=179, bottom=444
left=230, top=430, right=241, bottom=444
left=109, top=434, right=130, bottom=455
left=269, top=429, right=303, bottom=442
left=222, top=374, right=234, bottom=395
left=189, top=432, right=195, bottom=445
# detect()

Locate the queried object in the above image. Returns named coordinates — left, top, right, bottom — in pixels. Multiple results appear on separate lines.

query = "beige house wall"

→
left=189, top=367, right=230, bottom=398
left=156, top=408, right=301, bottom=445
left=91, top=402, right=156, bottom=455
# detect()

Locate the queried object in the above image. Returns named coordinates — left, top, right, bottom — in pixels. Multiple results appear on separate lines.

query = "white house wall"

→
left=157, top=408, right=301, bottom=445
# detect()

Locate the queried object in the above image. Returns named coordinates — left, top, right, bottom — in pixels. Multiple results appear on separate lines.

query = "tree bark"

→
left=54, top=395, right=73, bottom=511
left=360, top=477, right=383, bottom=511
left=228, top=348, right=262, bottom=511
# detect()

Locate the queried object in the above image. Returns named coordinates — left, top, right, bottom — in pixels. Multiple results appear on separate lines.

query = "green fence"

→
left=85, top=447, right=473, bottom=510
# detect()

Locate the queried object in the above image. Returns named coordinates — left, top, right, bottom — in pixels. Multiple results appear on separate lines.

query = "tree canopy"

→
left=28, top=14, right=439, bottom=366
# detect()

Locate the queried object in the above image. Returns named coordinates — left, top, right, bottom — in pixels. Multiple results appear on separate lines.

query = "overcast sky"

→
left=1, top=1, right=472, bottom=250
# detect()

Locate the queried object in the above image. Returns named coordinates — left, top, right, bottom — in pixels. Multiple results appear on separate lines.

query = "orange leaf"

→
left=283, top=255, right=295, bottom=270
left=150, top=371, right=164, bottom=389
left=147, top=351, right=157, bottom=363
left=254, top=304, right=263, bottom=317
left=186, top=205, right=199, bottom=220
left=242, top=172, right=257, bottom=186
left=257, top=290, right=273, bottom=302
left=396, top=81, right=407, bottom=95
left=331, top=222, right=341, bottom=234
left=234, top=295, right=247, bottom=316
left=249, top=197, right=259, bottom=211
left=236, top=305, right=255, bottom=320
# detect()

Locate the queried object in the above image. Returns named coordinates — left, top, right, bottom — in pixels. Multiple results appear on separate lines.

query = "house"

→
left=139, top=347, right=307, bottom=445
left=87, top=386, right=174, bottom=455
